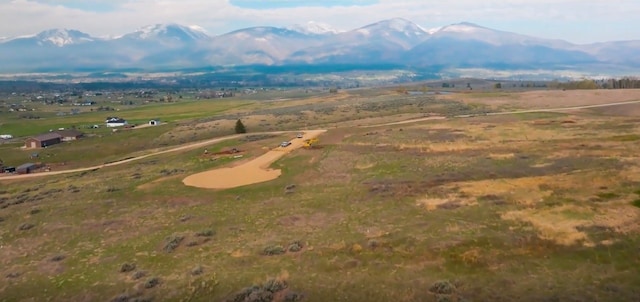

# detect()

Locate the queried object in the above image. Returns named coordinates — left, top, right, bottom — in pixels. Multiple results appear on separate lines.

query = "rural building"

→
left=16, top=163, right=37, bottom=174
left=53, top=129, right=84, bottom=141
left=24, top=133, right=62, bottom=149
left=106, top=117, right=128, bottom=127
left=148, top=119, right=160, bottom=126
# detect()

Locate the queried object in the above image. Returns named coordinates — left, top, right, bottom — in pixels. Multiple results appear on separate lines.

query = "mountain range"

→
left=0, top=18, right=638, bottom=75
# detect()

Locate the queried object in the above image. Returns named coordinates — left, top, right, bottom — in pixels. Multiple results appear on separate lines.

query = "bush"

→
left=120, top=263, right=136, bottom=273
left=196, top=229, right=215, bottom=237
left=284, top=292, right=304, bottom=302
left=632, top=199, right=640, bottom=208
left=288, top=241, right=303, bottom=252
left=50, top=255, right=65, bottom=262
left=228, top=279, right=290, bottom=302
left=262, top=245, right=285, bottom=256
left=18, top=223, right=34, bottom=231
left=429, top=280, right=456, bottom=295
left=144, top=277, right=160, bottom=289
left=263, top=279, right=288, bottom=293
left=110, top=294, right=130, bottom=302
left=191, top=265, right=204, bottom=276
left=29, top=208, right=41, bottom=215
left=163, top=235, right=184, bottom=253
left=132, top=271, right=146, bottom=280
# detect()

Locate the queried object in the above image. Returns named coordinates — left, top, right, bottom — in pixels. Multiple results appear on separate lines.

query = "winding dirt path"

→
left=182, top=130, right=326, bottom=189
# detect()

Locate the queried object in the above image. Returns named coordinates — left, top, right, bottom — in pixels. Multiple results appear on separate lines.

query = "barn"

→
left=24, top=133, right=62, bottom=149
left=16, top=163, right=37, bottom=174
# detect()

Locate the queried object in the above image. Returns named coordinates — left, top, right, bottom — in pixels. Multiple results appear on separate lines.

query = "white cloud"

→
left=0, top=0, right=638, bottom=43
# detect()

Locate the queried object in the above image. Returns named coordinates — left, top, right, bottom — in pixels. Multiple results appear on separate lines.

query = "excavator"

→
left=303, top=138, right=319, bottom=149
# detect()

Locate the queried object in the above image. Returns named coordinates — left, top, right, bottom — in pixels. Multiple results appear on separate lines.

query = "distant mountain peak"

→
left=127, top=23, right=209, bottom=41
left=288, top=21, right=342, bottom=35
left=358, top=18, right=428, bottom=37
left=35, top=29, right=94, bottom=47
left=438, top=22, right=488, bottom=33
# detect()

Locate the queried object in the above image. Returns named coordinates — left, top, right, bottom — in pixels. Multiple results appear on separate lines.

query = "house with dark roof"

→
left=106, top=117, right=128, bottom=127
left=24, top=133, right=62, bottom=149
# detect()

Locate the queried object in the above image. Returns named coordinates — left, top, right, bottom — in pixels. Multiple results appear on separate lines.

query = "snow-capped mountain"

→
left=120, top=23, right=209, bottom=43
left=430, top=22, right=574, bottom=49
left=288, top=21, right=343, bottom=35
left=2, top=29, right=96, bottom=47
left=0, top=19, right=638, bottom=72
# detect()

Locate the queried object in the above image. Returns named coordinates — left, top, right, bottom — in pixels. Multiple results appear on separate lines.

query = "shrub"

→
left=263, top=279, right=288, bottom=293
left=163, top=235, right=184, bottom=253
left=367, top=239, right=379, bottom=249
left=288, top=241, right=303, bottom=252
left=632, top=199, right=640, bottom=208
left=144, top=277, right=160, bottom=289
left=29, top=208, right=41, bottom=215
left=284, top=292, right=304, bottom=302
left=132, top=271, right=146, bottom=280
left=18, top=223, right=34, bottom=231
left=186, top=241, right=199, bottom=247
left=196, top=229, right=215, bottom=237
left=262, top=245, right=285, bottom=256
left=429, top=280, right=456, bottom=295
left=6, top=272, right=20, bottom=279
left=191, top=265, right=204, bottom=276
left=228, top=279, right=290, bottom=302
left=50, top=255, right=65, bottom=262
left=110, top=294, right=130, bottom=302
left=120, top=263, right=136, bottom=273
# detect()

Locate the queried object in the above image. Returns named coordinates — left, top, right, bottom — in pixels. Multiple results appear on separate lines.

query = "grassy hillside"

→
left=1, top=88, right=639, bottom=302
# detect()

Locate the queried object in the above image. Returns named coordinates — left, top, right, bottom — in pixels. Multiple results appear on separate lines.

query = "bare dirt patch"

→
left=182, top=130, right=326, bottom=189
left=443, top=89, right=640, bottom=111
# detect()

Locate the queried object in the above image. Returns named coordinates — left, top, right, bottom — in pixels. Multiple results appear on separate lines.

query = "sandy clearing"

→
left=182, top=130, right=326, bottom=189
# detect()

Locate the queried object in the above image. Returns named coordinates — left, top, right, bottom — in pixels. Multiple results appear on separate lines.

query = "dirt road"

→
left=182, top=130, right=326, bottom=189
left=0, top=131, right=292, bottom=181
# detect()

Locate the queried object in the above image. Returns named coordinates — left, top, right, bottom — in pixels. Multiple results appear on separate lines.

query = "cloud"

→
left=229, top=0, right=378, bottom=9
left=0, top=0, right=638, bottom=43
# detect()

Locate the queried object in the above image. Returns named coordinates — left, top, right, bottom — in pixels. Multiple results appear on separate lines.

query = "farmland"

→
left=1, top=87, right=640, bottom=302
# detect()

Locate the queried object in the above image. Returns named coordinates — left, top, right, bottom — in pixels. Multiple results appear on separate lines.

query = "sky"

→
left=0, top=0, right=638, bottom=43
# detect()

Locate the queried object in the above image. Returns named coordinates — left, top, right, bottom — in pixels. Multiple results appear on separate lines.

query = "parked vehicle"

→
left=280, top=141, right=292, bottom=147
left=296, top=133, right=304, bottom=139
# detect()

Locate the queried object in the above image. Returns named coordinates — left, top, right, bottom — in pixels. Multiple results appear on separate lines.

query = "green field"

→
left=1, top=88, right=640, bottom=302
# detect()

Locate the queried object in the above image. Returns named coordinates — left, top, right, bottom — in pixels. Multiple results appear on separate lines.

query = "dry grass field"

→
left=1, top=88, right=640, bottom=302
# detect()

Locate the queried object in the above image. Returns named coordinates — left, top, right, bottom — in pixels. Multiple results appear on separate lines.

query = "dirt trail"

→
left=182, top=130, right=326, bottom=189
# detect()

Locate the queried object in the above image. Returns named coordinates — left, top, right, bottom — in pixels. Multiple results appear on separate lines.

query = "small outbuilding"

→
left=24, top=133, right=62, bottom=149
left=16, top=163, right=37, bottom=174
left=148, top=119, right=160, bottom=126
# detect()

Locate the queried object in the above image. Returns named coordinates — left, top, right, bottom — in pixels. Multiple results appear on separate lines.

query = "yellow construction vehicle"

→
left=303, top=138, right=318, bottom=149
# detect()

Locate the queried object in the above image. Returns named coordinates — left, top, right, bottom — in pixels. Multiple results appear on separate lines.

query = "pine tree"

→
left=235, top=119, right=246, bottom=134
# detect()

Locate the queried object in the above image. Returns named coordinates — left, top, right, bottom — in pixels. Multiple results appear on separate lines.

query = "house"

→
left=53, top=129, right=84, bottom=141
left=148, top=119, right=160, bottom=126
left=16, top=163, right=37, bottom=174
left=106, top=117, right=128, bottom=127
left=24, top=133, right=62, bottom=149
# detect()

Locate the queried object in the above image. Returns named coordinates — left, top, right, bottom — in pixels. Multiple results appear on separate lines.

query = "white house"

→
left=105, top=117, right=128, bottom=128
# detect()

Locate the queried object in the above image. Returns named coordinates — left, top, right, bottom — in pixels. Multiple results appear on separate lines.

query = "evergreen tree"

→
left=235, top=119, right=246, bottom=134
